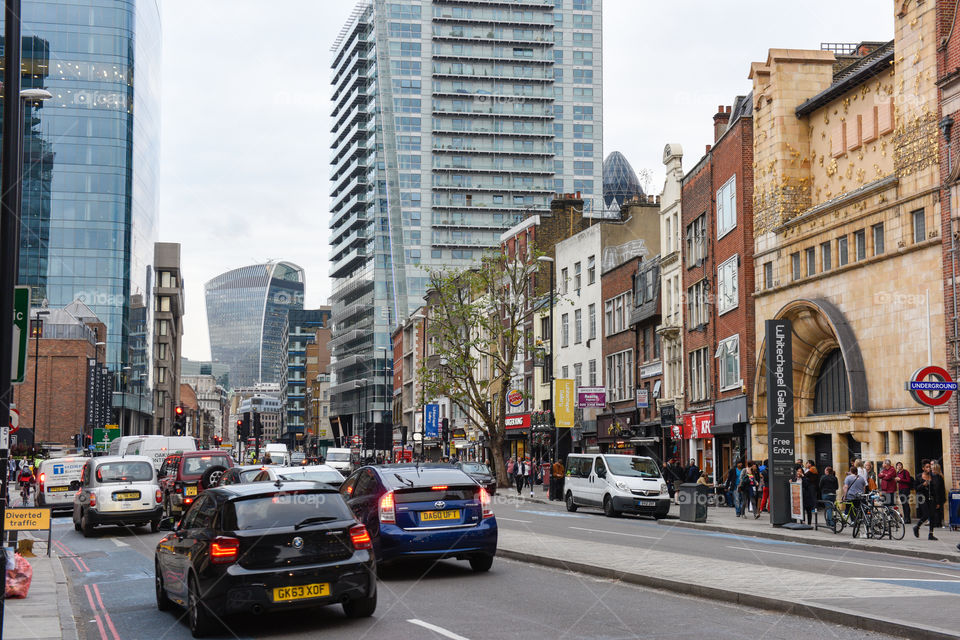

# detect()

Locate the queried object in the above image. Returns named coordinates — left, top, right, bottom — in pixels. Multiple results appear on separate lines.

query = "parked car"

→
left=563, top=453, right=670, bottom=519
left=340, top=463, right=497, bottom=571
left=454, top=461, right=497, bottom=495
left=159, top=451, right=235, bottom=517
left=253, top=465, right=345, bottom=489
left=154, top=481, right=376, bottom=637
left=216, top=465, right=267, bottom=487
left=36, top=456, right=86, bottom=512
left=72, top=455, right=163, bottom=536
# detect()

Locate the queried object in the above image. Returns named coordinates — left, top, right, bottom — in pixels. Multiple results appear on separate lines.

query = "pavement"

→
left=3, top=532, right=77, bottom=640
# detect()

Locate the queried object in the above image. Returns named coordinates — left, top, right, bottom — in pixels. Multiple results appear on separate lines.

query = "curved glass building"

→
left=8, top=0, right=161, bottom=372
left=205, top=262, right=305, bottom=388
left=602, top=151, right=644, bottom=210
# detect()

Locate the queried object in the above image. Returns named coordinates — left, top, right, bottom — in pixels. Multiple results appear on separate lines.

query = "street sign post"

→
left=765, top=319, right=795, bottom=527
left=11, top=286, right=28, bottom=383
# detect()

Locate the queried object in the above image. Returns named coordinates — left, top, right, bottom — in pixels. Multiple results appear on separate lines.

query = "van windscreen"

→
left=605, top=457, right=660, bottom=479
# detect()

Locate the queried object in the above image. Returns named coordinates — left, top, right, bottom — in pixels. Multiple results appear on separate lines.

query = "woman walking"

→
left=895, top=461, right=912, bottom=524
left=930, top=461, right=947, bottom=530
left=914, top=470, right=938, bottom=540
left=737, top=464, right=756, bottom=518
left=801, top=463, right=818, bottom=525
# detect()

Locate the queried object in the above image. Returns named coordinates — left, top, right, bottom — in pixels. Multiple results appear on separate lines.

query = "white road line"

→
left=408, top=619, right=471, bottom=640
left=111, top=538, right=128, bottom=548
left=727, top=546, right=960, bottom=579
left=496, top=517, right=532, bottom=523
left=854, top=578, right=960, bottom=582
left=570, top=526, right=661, bottom=540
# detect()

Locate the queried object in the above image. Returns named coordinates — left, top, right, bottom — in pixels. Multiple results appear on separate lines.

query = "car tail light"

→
left=184, top=498, right=193, bottom=505
left=479, top=488, right=493, bottom=519
left=349, top=524, right=372, bottom=550
left=210, top=536, right=240, bottom=564
left=379, top=491, right=395, bottom=524
left=88, top=492, right=96, bottom=507
left=155, top=489, right=162, bottom=504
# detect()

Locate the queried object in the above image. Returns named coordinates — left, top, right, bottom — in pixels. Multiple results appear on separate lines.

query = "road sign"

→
left=11, top=286, right=29, bottom=384
left=9, top=408, right=18, bottom=432
left=93, top=424, right=120, bottom=451
left=908, top=365, right=956, bottom=406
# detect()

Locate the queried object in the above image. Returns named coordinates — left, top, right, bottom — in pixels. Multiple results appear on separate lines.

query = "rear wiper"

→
left=393, top=473, right=414, bottom=487
left=293, top=516, right=337, bottom=530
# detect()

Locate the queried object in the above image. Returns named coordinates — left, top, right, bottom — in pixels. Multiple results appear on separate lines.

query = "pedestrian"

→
left=759, top=460, right=770, bottom=513
left=506, top=456, right=516, bottom=477
left=878, top=459, right=897, bottom=508
left=696, top=471, right=710, bottom=487
left=854, top=458, right=866, bottom=482
left=514, top=458, right=524, bottom=495
left=914, top=470, right=938, bottom=540
left=801, top=463, right=818, bottom=525
left=551, top=457, right=565, bottom=501
left=864, top=461, right=878, bottom=492
left=819, top=466, right=839, bottom=527
left=667, top=459, right=683, bottom=500
left=841, top=465, right=867, bottom=529
left=737, top=464, right=755, bottom=518
left=895, top=461, right=913, bottom=524
left=930, top=461, right=947, bottom=530
left=524, top=457, right=534, bottom=497
left=684, top=458, right=700, bottom=484
left=731, top=461, right=744, bottom=514
left=723, top=464, right=737, bottom=508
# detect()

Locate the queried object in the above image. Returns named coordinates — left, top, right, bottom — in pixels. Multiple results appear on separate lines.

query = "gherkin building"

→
left=602, top=151, right=644, bottom=210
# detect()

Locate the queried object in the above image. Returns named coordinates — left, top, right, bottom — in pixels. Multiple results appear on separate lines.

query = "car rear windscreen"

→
left=182, top=456, right=230, bottom=475
left=96, top=461, right=153, bottom=483
left=279, top=471, right=343, bottom=484
left=461, top=463, right=490, bottom=474
left=227, top=492, right=352, bottom=530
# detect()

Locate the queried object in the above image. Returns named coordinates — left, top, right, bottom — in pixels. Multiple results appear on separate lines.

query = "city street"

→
left=48, top=507, right=913, bottom=640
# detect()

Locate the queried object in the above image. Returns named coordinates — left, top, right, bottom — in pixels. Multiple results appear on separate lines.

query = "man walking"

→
left=551, top=458, right=565, bottom=501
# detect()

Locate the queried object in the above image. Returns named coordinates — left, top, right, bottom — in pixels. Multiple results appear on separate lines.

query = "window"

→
left=685, top=214, right=707, bottom=267
left=872, top=222, right=884, bottom=256
left=572, top=0, right=593, bottom=9
left=574, top=262, right=582, bottom=292
left=717, top=256, right=738, bottom=315
left=604, top=291, right=632, bottom=335
left=791, top=252, right=801, bottom=280
left=587, top=255, right=595, bottom=284
left=573, top=50, right=593, bottom=65
left=573, top=160, right=593, bottom=173
left=561, top=268, right=568, bottom=294
left=155, top=320, right=168, bottom=336
left=687, top=280, right=709, bottom=328
left=156, top=296, right=171, bottom=312
left=389, top=22, right=421, bottom=38
left=813, top=349, right=849, bottom=414
left=821, top=242, right=832, bottom=271
left=605, top=350, right=633, bottom=402
left=588, top=359, right=597, bottom=386
left=573, top=69, right=593, bottom=84
left=574, top=309, right=582, bottom=344
left=573, top=14, right=593, bottom=28
left=572, top=32, right=593, bottom=46
left=573, top=105, right=594, bottom=121
left=540, top=316, right=550, bottom=342
left=573, top=142, right=593, bottom=157
left=156, top=343, right=167, bottom=360
left=854, top=229, right=866, bottom=261
left=157, top=367, right=166, bottom=384
left=716, top=335, right=740, bottom=390
left=561, top=313, right=569, bottom=347
left=912, top=209, right=926, bottom=243
left=838, top=236, right=849, bottom=266
left=574, top=363, right=583, bottom=390
left=763, top=262, right=773, bottom=289
left=588, top=303, right=596, bottom=340
left=716, top=175, right=737, bottom=238
left=688, top=347, right=709, bottom=402
left=805, top=247, right=816, bottom=277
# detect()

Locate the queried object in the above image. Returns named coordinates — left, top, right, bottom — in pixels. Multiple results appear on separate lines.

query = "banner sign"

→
left=576, top=386, right=606, bottom=408
left=683, top=411, right=713, bottom=439
left=766, top=318, right=795, bottom=526
left=424, top=403, right=439, bottom=438
left=554, top=379, right=575, bottom=428
left=504, top=413, right=530, bottom=430
left=660, top=405, right=677, bottom=427
left=636, top=389, right=649, bottom=409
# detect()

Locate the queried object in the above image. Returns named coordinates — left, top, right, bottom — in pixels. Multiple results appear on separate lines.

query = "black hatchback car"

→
left=454, top=461, right=497, bottom=495
left=155, top=481, right=376, bottom=637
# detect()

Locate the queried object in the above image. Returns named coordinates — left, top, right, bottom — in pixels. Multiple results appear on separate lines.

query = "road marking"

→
left=92, top=584, right=121, bottom=640
left=408, top=619, right=471, bottom=640
left=569, top=526, right=661, bottom=540
left=496, top=517, right=532, bottom=523
left=727, top=546, right=960, bottom=579
left=516, top=509, right=586, bottom=519
left=111, top=538, right=128, bottom=548
left=854, top=578, right=960, bottom=582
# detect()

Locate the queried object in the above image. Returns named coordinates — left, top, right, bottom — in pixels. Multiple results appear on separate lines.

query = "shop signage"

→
left=452, top=428, right=467, bottom=440
left=504, top=413, right=530, bottom=430
left=907, top=365, right=956, bottom=407
left=660, top=405, right=676, bottom=428
left=766, top=318, right=795, bottom=526
left=554, top=379, right=575, bottom=428
left=636, top=389, right=649, bottom=409
left=576, top=386, right=605, bottom=408
left=424, top=403, right=439, bottom=438
left=683, top=411, right=713, bottom=439
left=640, top=361, right=662, bottom=379
left=507, top=388, right=524, bottom=408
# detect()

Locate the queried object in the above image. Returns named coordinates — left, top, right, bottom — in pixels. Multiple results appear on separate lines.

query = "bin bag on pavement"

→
left=5, top=553, right=32, bottom=598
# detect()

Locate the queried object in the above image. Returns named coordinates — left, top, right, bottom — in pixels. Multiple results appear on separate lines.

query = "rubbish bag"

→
left=5, top=553, right=33, bottom=598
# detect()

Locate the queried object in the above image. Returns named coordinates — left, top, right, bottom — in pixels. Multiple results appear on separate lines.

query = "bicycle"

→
left=866, top=490, right=905, bottom=540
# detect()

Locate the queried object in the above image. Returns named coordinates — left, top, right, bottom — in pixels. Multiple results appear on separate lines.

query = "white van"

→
left=324, top=447, right=353, bottom=474
left=108, top=435, right=149, bottom=457
left=263, top=443, right=290, bottom=466
left=563, top=453, right=671, bottom=519
left=37, top=456, right=87, bottom=511
left=126, top=436, right=197, bottom=470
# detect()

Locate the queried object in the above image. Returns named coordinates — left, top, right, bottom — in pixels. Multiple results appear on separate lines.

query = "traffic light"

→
left=253, top=412, right=262, bottom=440
left=213, top=435, right=222, bottom=447
left=239, top=413, right=250, bottom=440
left=173, top=405, right=185, bottom=436
left=441, top=418, right=450, bottom=442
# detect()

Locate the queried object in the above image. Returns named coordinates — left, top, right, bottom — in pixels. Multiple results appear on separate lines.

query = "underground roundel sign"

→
left=908, top=366, right=958, bottom=407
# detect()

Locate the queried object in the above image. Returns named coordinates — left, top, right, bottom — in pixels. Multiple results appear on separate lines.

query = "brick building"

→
left=15, top=303, right=106, bottom=446
left=153, top=243, right=184, bottom=436
left=392, top=308, right=426, bottom=456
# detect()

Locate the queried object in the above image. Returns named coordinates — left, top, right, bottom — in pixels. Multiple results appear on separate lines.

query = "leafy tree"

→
left=418, top=249, right=538, bottom=486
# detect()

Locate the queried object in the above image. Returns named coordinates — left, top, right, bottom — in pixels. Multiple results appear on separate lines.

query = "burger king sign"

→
left=507, top=388, right=524, bottom=409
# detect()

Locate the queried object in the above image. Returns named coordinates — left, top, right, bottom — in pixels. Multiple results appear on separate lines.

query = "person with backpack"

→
left=819, top=466, right=839, bottom=527
left=737, top=464, right=756, bottom=518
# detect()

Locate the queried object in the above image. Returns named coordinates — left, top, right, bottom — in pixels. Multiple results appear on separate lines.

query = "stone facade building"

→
left=749, top=1, right=949, bottom=486
left=153, top=243, right=184, bottom=435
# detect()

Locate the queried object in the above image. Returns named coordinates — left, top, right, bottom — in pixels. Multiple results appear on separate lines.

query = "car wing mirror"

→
left=157, top=516, right=178, bottom=532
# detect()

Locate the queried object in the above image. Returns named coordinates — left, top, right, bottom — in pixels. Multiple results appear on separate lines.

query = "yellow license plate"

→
left=184, top=486, right=197, bottom=496
left=115, top=492, right=140, bottom=501
left=420, top=509, right=460, bottom=522
left=47, top=486, right=69, bottom=493
left=272, top=583, right=330, bottom=602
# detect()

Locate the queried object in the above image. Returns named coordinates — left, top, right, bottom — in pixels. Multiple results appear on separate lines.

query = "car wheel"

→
left=155, top=561, right=173, bottom=611
left=72, top=511, right=81, bottom=532
left=150, top=519, right=160, bottom=533
left=565, top=491, right=578, bottom=512
left=603, top=495, right=619, bottom=518
left=188, top=575, right=217, bottom=638
left=342, top=590, right=377, bottom=618
left=81, top=509, right=95, bottom=537
left=469, top=554, right=494, bottom=572
left=199, top=466, right=227, bottom=491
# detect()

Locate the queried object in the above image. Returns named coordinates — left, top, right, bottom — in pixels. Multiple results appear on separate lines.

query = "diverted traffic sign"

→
left=11, top=286, right=29, bottom=384
left=908, top=366, right=956, bottom=407
left=4, top=507, right=50, bottom=531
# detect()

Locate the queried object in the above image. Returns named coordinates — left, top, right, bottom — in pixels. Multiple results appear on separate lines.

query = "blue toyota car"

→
left=340, top=464, right=498, bottom=572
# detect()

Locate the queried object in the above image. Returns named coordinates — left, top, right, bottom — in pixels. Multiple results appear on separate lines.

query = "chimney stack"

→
left=713, top=104, right=731, bottom=142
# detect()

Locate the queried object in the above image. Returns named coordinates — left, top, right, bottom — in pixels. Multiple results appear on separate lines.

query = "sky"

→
left=159, top=0, right=894, bottom=361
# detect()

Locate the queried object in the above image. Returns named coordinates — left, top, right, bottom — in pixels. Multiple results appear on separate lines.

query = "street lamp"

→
left=536, top=255, right=557, bottom=465
left=31, top=306, right=49, bottom=446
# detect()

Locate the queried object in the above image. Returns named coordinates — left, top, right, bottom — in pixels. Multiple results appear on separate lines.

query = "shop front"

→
left=597, top=408, right=638, bottom=455
left=659, top=404, right=681, bottom=465
left=682, top=410, right=715, bottom=482
left=713, top=396, right=749, bottom=483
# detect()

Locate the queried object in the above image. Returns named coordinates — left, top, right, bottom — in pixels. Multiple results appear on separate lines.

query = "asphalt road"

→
left=50, top=513, right=906, bottom=640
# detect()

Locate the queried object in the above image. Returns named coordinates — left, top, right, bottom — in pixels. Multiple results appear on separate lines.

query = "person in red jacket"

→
left=895, top=461, right=913, bottom=524
left=878, top=459, right=897, bottom=508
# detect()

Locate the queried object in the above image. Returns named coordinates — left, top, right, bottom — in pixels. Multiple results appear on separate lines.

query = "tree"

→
left=418, top=249, right=538, bottom=487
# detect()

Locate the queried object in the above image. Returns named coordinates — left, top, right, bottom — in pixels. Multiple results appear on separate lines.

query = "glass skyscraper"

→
left=5, top=0, right=161, bottom=373
left=328, top=0, right=602, bottom=430
left=205, top=262, right=305, bottom=389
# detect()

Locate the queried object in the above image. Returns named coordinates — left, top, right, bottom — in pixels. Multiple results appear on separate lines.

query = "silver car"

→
left=72, top=455, right=164, bottom=537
